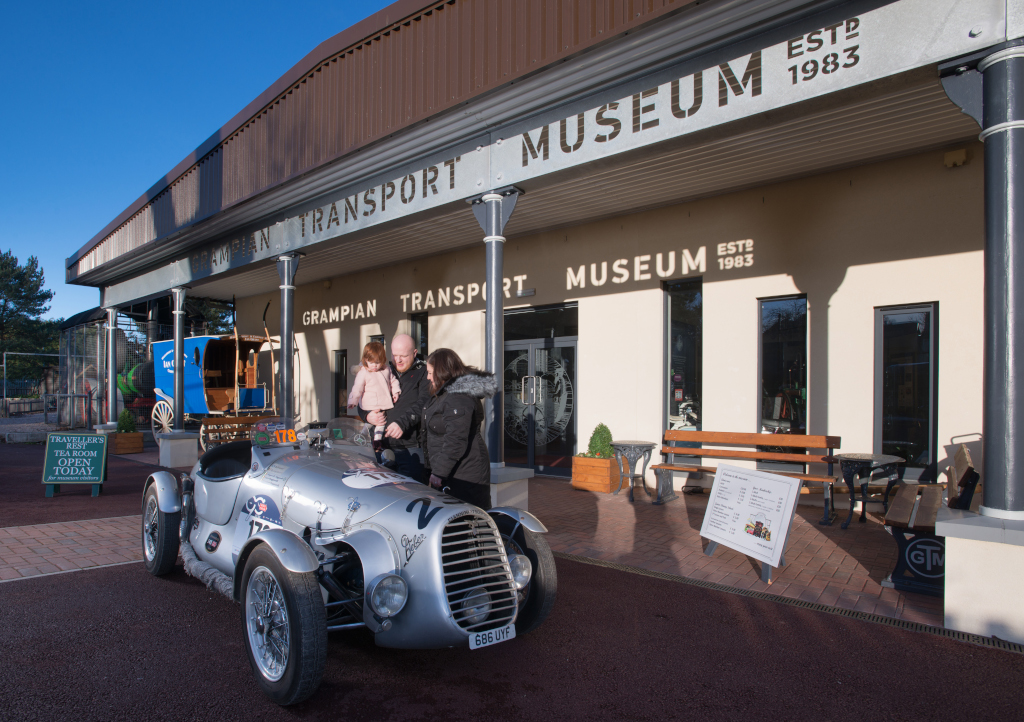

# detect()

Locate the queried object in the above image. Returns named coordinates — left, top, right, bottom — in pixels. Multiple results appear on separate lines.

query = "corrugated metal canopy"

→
left=184, top=71, right=979, bottom=301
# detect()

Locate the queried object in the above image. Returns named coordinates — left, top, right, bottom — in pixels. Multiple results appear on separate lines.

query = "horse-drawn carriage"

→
left=150, top=334, right=275, bottom=449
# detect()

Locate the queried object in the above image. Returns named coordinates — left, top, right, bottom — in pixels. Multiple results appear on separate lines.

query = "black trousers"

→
left=444, top=478, right=492, bottom=510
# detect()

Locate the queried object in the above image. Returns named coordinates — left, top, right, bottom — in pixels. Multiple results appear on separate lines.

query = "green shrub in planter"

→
left=578, top=423, right=613, bottom=458
left=117, top=408, right=137, bottom=434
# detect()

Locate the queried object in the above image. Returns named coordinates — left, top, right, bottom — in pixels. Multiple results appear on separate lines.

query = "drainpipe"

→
left=469, top=187, right=521, bottom=465
left=277, top=254, right=300, bottom=421
left=171, top=287, right=187, bottom=431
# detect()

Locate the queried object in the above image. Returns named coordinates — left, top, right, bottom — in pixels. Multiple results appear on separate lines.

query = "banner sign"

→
left=699, top=464, right=803, bottom=569
left=102, top=0, right=1003, bottom=306
left=42, top=433, right=108, bottom=486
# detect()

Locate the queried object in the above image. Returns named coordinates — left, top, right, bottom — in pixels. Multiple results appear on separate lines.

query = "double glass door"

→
left=503, top=339, right=577, bottom=476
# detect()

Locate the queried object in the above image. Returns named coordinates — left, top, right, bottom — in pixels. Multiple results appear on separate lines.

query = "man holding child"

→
left=357, top=333, right=431, bottom=482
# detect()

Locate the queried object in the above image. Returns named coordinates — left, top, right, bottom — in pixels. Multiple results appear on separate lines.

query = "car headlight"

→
left=367, top=573, right=408, bottom=617
left=508, top=554, right=533, bottom=590
left=459, top=586, right=492, bottom=626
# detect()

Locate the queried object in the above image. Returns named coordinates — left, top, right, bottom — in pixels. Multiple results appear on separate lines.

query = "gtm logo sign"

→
left=905, top=538, right=945, bottom=578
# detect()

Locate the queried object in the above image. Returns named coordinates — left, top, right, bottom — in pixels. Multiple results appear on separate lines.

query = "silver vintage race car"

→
left=140, top=417, right=556, bottom=705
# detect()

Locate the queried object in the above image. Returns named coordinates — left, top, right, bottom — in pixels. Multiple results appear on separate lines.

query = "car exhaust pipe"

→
left=180, top=541, right=234, bottom=601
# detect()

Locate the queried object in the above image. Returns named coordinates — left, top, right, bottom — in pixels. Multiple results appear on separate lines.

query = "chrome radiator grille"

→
left=440, top=513, right=518, bottom=632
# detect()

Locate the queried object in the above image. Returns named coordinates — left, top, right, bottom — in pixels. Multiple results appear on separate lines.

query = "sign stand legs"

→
left=45, top=484, right=59, bottom=498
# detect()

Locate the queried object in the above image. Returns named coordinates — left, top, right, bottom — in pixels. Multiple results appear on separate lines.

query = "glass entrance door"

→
left=503, top=339, right=577, bottom=476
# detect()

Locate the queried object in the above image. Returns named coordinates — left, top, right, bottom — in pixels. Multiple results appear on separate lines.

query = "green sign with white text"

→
left=42, top=433, right=108, bottom=485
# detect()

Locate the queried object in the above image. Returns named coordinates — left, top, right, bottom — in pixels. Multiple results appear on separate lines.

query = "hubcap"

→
left=245, top=566, right=290, bottom=682
left=143, top=497, right=158, bottom=562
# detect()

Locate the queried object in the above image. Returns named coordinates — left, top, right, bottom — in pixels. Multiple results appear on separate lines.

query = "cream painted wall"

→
left=429, top=309, right=485, bottom=368
left=236, top=144, right=985, bottom=474
left=828, top=252, right=984, bottom=466
left=577, top=289, right=664, bottom=480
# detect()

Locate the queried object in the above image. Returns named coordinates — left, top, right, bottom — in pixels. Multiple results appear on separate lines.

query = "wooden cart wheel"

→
left=199, top=420, right=211, bottom=451
left=151, top=400, right=173, bottom=435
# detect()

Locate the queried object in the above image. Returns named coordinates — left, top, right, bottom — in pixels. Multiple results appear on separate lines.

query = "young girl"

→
left=348, top=341, right=401, bottom=446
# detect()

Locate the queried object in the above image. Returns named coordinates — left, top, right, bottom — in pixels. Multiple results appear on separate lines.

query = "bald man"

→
left=360, top=334, right=431, bottom=482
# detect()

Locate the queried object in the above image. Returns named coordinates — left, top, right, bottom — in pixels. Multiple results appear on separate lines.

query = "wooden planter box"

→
left=570, top=456, right=622, bottom=493
left=109, top=432, right=144, bottom=455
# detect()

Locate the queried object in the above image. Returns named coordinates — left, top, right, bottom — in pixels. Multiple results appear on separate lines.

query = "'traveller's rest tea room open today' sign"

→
left=72, top=0, right=1016, bottom=496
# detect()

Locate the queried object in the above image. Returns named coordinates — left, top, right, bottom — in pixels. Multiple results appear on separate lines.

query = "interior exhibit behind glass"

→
left=665, top=280, right=702, bottom=431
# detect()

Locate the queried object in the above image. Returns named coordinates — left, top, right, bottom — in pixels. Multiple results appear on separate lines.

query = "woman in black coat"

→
left=423, top=348, right=497, bottom=510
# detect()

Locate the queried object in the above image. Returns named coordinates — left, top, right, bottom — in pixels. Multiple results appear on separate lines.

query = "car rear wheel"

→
left=142, top=485, right=179, bottom=576
left=240, top=545, right=326, bottom=706
left=493, top=515, right=557, bottom=635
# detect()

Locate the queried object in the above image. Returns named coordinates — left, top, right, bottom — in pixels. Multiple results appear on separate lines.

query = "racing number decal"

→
left=406, top=498, right=443, bottom=530
left=274, top=429, right=298, bottom=444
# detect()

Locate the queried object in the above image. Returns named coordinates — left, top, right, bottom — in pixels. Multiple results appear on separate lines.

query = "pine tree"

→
left=0, top=251, right=58, bottom=381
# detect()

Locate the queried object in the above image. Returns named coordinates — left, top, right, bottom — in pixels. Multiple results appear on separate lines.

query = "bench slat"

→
left=663, top=430, right=839, bottom=449
left=660, top=446, right=835, bottom=465
left=651, top=464, right=836, bottom=484
left=914, top=486, right=943, bottom=533
left=884, top=484, right=918, bottom=529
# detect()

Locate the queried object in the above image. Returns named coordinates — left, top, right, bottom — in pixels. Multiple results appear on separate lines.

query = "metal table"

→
left=611, top=440, right=657, bottom=502
left=837, top=453, right=905, bottom=529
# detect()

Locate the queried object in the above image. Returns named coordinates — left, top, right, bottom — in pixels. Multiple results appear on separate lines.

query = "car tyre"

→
left=240, top=545, right=326, bottom=706
left=142, top=484, right=180, bottom=576
left=493, top=515, right=557, bottom=634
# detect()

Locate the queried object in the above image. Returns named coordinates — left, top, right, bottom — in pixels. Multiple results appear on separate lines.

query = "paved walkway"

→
left=0, top=470, right=942, bottom=629
left=0, top=516, right=140, bottom=581
left=529, top=476, right=943, bottom=627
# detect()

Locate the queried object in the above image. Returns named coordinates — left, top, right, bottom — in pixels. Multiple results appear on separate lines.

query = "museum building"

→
left=69, top=0, right=1022, bottom=515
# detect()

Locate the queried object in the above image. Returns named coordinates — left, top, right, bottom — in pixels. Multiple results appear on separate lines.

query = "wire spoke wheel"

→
left=246, top=566, right=290, bottom=682
left=143, top=496, right=159, bottom=562
left=151, top=400, right=173, bottom=434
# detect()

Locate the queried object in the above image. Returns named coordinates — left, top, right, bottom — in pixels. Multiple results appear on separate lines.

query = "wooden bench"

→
left=880, top=445, right=981, bottom=597
left=650, top=430, right=842, bottom=524
left=199, top=414, right=273, bottom=450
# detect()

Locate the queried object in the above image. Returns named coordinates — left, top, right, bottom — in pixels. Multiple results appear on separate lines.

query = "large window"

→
left=875, top=304, right=937, bottom=481
left=760, top=296, right=807, bottom=435
left=665, top=280, right=702, bottom=430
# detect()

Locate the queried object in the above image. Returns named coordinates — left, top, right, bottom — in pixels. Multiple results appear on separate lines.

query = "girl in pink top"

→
left=348, top=341, right=401, bottom=445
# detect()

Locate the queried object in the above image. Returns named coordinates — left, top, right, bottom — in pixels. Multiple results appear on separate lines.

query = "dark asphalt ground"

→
left=3, top=557, right=1023, bottom=722
left=2, top=444, right=168, bottom=527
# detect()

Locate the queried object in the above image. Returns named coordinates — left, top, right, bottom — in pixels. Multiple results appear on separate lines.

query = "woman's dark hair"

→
left=425, top=348, right=478, bottom=394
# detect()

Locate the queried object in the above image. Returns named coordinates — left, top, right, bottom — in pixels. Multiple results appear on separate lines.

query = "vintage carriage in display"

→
left=150, top=334, right=276, bottom=449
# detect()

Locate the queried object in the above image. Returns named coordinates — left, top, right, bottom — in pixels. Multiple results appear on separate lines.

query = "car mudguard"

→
left=144, top=472, right=182, bottom=514
left=488, top=507, right=548, bottom=533
left=233, top=528, right=319, bottom=602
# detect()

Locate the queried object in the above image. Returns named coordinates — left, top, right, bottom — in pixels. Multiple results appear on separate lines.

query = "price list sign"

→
left=699, top=464, right=803, bottom=569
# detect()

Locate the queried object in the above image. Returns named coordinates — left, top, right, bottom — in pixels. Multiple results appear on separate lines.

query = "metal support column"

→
left=979, top=42, right=1024, bottom=519
left=277, top=254, right=300, bottom=421
left=146, top=299, right=158, bottom=361
left=104, top=308, right=117, bottom=425
left=469, top=187, right=521, bottom=465
left=171, top=287, right=187, bottom=431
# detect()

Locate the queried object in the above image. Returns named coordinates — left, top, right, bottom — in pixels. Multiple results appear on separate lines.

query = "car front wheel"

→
left=142, top=485, right=179, bottom=576
left=493, top=515, right=557, bottom=635
left=240, top=545, right=327, bottom=706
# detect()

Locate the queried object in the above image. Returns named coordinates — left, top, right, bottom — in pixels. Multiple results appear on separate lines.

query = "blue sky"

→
left=0, top=0, right=391, bottom=321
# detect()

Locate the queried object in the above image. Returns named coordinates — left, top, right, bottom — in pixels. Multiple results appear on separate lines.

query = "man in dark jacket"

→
left=360, top=334, right=431, bottom=482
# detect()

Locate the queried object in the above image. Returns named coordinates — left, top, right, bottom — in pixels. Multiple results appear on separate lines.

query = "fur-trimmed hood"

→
left=442, top=371, right=499, bottom=399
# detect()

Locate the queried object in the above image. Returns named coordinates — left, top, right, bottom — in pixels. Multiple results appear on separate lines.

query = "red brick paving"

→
left=529, top=476, right=944, bottom=627
left=0, top=516, right=140, bottom=581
